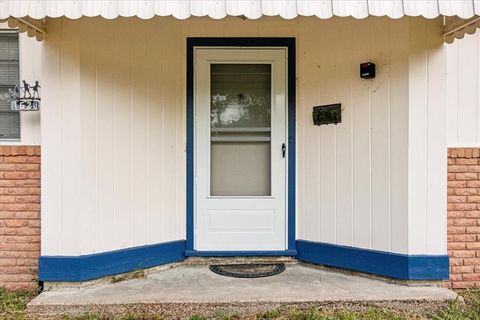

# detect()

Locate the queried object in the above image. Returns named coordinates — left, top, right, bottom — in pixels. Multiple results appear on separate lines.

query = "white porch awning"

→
left=444, top=15, right=480, bottom=43
left=0, top=0, right=479, bottom=42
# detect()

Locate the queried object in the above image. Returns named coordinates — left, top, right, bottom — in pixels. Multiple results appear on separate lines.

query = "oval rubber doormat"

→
left=209, top=263, right=286, bottom=278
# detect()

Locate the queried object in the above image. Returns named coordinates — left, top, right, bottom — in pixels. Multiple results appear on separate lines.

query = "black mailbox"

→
left=313, top=104, right=342, bottom=126
left=360, top=62, right=375, bottom=79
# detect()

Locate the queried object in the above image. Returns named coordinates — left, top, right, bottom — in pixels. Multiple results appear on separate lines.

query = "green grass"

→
left=256, top=307, right=418, bottom=320
left=0, top=288, right=479, bottom=320
left=0, top=288, right=36, bottom=320
left=61, top=313, right=164, bottom=320
left=253, top=291, right=480, bottom=320
left=430, top=289, right=480, bottom=320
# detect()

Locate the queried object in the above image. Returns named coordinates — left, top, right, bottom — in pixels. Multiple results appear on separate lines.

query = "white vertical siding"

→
left=42, top=18, right=188, bottom=255
left=78, top=17, right=97, bottom=254
left=41, top=18, right=62, bottom=254
left=446, top=32, right=480, bottom=147
left=351, top=19, right=373, bottom=250
left=370, top=17, right=392, bottom=252
left=95, top=18, right=116, bottom=254
left=41, top=16, right=446, bottom=256
left=425, top=21, right=448, bottom=255
left=296, top=17, right=421, bottom=254
left=330, top=19, right=354, bottom=248
left=389, top=22, right=409, bottom=254
left=408, top=18, right=447, bottom=255
left=59, top=17, right=81, bottom=254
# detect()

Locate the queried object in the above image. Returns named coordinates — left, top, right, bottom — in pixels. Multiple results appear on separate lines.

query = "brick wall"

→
left=0, top=146, right=40, bottom=291
left=447, top=148, right=480, bottom=288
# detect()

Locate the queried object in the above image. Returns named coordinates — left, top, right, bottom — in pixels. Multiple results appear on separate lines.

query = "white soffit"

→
left=0, top=0, right=479, bottom=41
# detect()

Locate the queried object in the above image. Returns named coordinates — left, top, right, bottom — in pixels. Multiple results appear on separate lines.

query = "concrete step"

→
left=26, top=299, right=460, bottom=319
left=28, top=264, right=458, bottom=319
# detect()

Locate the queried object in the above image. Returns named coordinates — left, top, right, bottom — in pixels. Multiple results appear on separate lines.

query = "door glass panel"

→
left=210, top=64, right=271, bottom=196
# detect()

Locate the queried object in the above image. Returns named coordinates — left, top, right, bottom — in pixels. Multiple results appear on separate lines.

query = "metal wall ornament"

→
left=9, top=81, right=41, bottom=111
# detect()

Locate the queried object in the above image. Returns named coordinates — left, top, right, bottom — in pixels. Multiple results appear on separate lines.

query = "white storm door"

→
left=194, top=48, right=287, bottom=251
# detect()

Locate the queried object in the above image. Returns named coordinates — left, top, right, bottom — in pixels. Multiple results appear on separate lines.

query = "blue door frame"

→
left=185, top=38, right=297, bottom=256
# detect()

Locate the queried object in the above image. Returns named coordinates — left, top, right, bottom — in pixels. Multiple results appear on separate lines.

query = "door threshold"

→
left=184, top=250, right=298, bottom=257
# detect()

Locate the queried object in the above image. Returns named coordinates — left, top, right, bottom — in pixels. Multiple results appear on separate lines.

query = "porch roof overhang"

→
left=0, top=0, right=479, bottom=43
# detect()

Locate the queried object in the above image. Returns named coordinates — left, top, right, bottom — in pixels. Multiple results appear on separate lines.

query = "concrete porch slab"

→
left=28, top=264, right=458, bottom=318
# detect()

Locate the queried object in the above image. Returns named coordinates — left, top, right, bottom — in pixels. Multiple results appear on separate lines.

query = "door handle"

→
left=282, top=143, right=286, bottom=158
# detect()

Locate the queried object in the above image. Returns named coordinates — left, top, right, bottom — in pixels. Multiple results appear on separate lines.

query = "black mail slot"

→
left=312, top=104, right=342, bottom=126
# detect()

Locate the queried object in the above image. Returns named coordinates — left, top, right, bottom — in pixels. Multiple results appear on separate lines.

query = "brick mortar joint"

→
left=447, top=151, right=480, bottom=287
left=0, top=146, right=41, bottom=289
left=449, top=157, right=480, bottom=159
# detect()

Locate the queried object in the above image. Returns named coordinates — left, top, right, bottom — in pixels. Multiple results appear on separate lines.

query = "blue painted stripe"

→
left=185, top=250, right=297, bottom=257
left=296, top=240, right=449, bottom=280
left=39, top=240, right=186, bottom=282
left=39, top=239, right=449, bottom=282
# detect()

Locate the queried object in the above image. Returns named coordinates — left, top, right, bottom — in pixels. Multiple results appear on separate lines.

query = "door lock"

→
left=282, top=143, right=286, bottom=158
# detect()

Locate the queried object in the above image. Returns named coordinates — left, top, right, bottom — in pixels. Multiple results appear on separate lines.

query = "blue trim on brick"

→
left=186, top=38, right=296, bottom=251
left=296, top=240, right=449, bottom=280
left=39, top=240, right=186, bottom=282
left=185, top=250, right=297, bottom=257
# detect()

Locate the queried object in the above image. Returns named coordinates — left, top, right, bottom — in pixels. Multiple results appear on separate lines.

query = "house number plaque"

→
left=9, top=81, right=41, bottom=111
